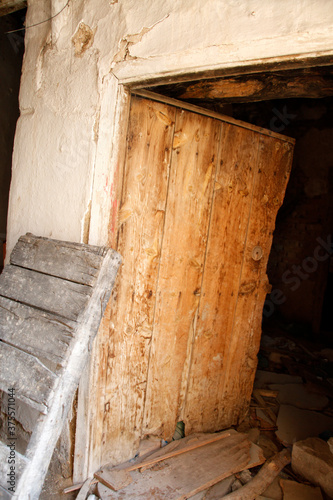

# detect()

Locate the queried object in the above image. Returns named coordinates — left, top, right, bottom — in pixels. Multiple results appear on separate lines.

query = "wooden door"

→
left=100, top=93, right=294, bottom=464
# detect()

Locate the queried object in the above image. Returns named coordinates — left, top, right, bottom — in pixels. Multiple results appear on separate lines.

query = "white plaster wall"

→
left=6, top=0, right=333, bottom=258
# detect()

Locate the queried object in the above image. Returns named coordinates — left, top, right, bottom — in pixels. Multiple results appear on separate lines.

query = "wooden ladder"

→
left=0, top=234, right=121, bottom=499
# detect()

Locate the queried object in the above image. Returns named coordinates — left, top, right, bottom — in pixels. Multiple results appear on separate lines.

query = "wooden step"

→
left=0, top=234, right=121, bottom=498
left=0, top=342, right=56, bottom=414
left=0, top=296, right=76, bottom=367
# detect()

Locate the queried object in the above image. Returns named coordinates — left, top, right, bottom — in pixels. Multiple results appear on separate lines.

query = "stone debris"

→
left=254, top=370, right=302, bottom=389
left=276, top=405, right=333, bottom=445
left=291, top=437, right=333, bottom=498
left=268, top=382, right=329, bottom=410
left=280, top=479, right=324, bottom=500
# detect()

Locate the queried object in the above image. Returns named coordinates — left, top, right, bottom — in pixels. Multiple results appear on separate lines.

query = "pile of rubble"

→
left=66, top=330, right=333, bottom=499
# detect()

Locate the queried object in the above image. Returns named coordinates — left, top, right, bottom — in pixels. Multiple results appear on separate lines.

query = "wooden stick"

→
left=257, top=389, right=279, bottom=399
left=76, top=477, right=94, bottom=499
left=64, top=479, right=98, bottom=494
left=221, top=448, right=291, bottom=499
left=65, top=432, right=231, bottom=494
left=126, top=432, right=231, bottom=472
left=253, top=390, right=277, bottom=424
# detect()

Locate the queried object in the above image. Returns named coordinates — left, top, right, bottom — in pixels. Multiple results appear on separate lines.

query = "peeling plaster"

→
left=72, top=22, right=95, bottom=57
left=111, top=13, right=169, bottom=64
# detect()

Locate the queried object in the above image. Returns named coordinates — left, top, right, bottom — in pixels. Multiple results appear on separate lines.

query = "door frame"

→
left=74, top=55, right=328, bottom=481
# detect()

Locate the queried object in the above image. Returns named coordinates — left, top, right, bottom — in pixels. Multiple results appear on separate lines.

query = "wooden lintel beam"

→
left=160, top=68, right=333, bottom=103
left=0, top=0, right=26, bottom=17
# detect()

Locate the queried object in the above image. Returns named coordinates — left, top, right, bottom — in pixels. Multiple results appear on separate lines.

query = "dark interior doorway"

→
left=141, top=67, right=333, bottom=425
left=0, top=8, right=26, bottom=271
left=143, top=66, right=333, bottom=349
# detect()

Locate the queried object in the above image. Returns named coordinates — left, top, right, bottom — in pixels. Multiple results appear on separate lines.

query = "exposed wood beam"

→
left=152, top=67, right=333, bottom=103
left=0, top=0, right=26, bottom=17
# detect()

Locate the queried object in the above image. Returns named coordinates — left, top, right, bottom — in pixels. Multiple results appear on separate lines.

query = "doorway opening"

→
left=0, top=8, right=26, bottom=271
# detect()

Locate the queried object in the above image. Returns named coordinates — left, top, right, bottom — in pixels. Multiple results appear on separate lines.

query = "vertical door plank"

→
left=183, top=124, right=259, bottom=433
left=101, top=97, right=176, bottom=463
left=142, top=110, right=221, bottom=440
left=218, top=135, right=293, bottom=428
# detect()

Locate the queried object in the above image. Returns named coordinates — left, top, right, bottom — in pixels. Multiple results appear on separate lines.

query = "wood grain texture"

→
left=223, top=449, right=291, bottom=500
left=183, top=124, right=259, bottom=433
left=101, top=97, right=176, bottom=463
left=97, top=431, right=265, bottom=500
left=178, top=71, right=333, bottom=102
left=0, top=296, right=75, bottom=366
left=134, top=90, right=295, bottom=144
left=93, top=95, right=294, bottom=470
left=0, top=342, right=56, bottom=413
left=0, top=265, right=92, bottom=321
left=218, top=136, right=293, bottom=427
left=15, top=248, right=121, bottom=499
left=142, top=109, right=221, bottom=440
left=10, top=233, right=106, bottom=286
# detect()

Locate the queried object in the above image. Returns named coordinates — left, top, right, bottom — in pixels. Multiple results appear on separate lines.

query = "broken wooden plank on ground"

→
left=75, top=477, right=95, bottom=500
left=94, top=431, right=232, bottom=490
left=128, top=430, right=231, bottom=472
left=96, top=431, right=265, bottom=499
left=222, top=448, right=291, bottom=499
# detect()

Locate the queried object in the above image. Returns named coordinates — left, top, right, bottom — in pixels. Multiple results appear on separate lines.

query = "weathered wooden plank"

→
left=0, top=296, right=75, bottom=366
left=100, top=97, right=176, bottom=464
left=134, top=90, right=295, bottom=144
left=218, top=135, right=293, bottom=427
left=0, top=441, right=28, bottom=493
left=183, top=124, right=259, bottom=433
left=0, top=342, right=57, bottom=414
left=97, top=431, right=265, bottom=500
left=0, top=266, right=92, bottom=321
left=174, top=68, right=333, bottom=102
left=14, top=248, right=121, bottom=499
left=142, top=109, right=221, bottom=440
left=10, top=234, right=107, bottom=286
left=0, top=0, right=26, bottom=17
